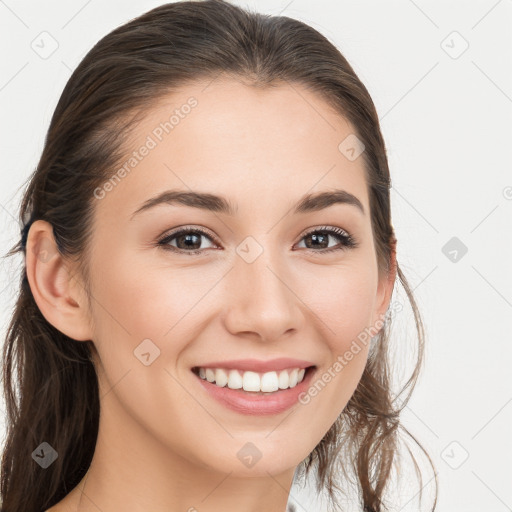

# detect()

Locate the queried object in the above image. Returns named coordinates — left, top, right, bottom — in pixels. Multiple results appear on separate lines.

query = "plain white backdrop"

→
left=0, top=1, right=511, bottom=511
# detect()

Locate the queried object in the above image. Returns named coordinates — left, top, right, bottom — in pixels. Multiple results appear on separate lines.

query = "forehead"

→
left=94, top=77, right=369, bottom=222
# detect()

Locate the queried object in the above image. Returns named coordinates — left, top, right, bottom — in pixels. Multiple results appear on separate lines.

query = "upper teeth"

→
left=197, top=367, right=307, bottom=392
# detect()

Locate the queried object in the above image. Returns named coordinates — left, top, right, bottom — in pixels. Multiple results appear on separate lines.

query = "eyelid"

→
left=157, top=225, right=220, bottom=246
left=300, top=225, right=349, bottom=238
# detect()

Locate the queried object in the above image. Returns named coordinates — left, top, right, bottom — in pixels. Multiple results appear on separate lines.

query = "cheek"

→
left=292, top=261, right=377, bottom=423
left=88, top=248, right=222, bottom=365
left=85, top=252, right=211, bottom=457
left=297, top=260, right=378, bottom=348
left=89, top=247, right=209, bottom=343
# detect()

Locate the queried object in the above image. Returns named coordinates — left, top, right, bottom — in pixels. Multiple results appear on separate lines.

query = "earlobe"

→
left=25, top=220, right=93, bottom=341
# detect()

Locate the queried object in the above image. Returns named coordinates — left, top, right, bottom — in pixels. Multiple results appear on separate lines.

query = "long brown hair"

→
left=1, top=1, right=437, bottom=510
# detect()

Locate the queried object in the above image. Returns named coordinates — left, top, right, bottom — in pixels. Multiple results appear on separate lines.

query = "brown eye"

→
left=295, top=226, right=358, bottom=253
left=157, top=227, right=218, bottom=255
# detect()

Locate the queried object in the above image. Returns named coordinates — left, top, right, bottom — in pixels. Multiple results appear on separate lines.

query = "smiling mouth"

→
left=191, top=365, right=316, bottom=394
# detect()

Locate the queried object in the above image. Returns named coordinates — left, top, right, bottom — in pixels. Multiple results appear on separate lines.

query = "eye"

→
left=294, top=226, right=358, bottom=253
left=157, top=226, right=219, bottom=255
left=156, top=225, right=358, bottom=256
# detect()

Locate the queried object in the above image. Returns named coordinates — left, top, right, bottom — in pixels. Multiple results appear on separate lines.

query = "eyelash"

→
left=156, top=225, right=358, bottom=256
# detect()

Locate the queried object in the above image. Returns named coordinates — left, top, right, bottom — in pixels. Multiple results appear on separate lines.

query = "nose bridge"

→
left=223, top=238, right=303, bottom=340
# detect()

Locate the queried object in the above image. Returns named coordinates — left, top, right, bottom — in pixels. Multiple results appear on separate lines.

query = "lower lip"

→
left=193, top=367, right=316, bottom=416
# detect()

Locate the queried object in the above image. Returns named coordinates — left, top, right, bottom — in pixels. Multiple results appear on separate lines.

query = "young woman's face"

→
left=83, top=77, right=393, bottom=478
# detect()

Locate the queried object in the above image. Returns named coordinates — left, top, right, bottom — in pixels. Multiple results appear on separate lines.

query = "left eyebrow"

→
left=294, top=190, right=365, bottom=216
left=130, top=188, right=365, bottom=220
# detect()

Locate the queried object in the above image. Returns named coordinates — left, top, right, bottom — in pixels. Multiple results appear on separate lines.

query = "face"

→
left=77, top=77, right=394, bottom=477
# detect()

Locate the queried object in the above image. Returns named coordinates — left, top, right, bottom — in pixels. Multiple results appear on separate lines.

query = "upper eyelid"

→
left=302, top=225, right=350, bottom=236
left=158, top=225, right=218, bottom=243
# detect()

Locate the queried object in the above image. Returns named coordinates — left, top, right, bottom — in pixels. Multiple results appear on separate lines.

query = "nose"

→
left=222, top=246, right=306, bottom=343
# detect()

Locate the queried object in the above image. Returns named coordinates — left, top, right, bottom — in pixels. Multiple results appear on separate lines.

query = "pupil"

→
left=180, top=233, right=200, bottom=249
left=307, top=233, right=327, bottom=249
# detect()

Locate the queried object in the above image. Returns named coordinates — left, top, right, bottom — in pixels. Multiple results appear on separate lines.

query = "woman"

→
left=1, top=1, right=437, bottom=511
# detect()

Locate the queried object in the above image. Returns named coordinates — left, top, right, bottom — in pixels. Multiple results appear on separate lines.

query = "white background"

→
left=1, top=1, right=511, bottom=511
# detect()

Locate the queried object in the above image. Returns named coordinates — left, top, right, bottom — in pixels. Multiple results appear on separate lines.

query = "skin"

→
left=27, top=77, right=396, bottom=512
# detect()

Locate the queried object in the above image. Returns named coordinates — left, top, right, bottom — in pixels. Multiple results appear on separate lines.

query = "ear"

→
left=373, top=237, right=398, bottom=326
left=25, top=220, right=94, bottom=341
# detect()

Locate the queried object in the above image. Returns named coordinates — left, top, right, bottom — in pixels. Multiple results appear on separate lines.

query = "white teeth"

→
left=215, top=368, right=228, bottom=387
left=278, top=370, right=289, bottom=389
left=243, top=371, right=261, bottom=392
left=260, top=371, right=279, bottom=392
left=228, top=369, right=243, bottom=389
left=289, top=368, right=298, bottom=388
left=195, top=366, right=309, bottom=392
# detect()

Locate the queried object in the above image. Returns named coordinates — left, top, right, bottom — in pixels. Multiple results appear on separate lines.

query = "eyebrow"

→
left=130, top=188, right=365, bottom=220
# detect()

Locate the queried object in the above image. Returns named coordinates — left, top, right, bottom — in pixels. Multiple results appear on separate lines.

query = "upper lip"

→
left=193, top=358, right=316, bottom=373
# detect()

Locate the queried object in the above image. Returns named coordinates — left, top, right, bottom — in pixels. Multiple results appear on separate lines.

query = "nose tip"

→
left=222, top=256, right=304, bottom=343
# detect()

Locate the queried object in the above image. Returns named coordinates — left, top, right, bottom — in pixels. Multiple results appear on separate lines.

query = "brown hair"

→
left=1, top=1, right=437, bottom=510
